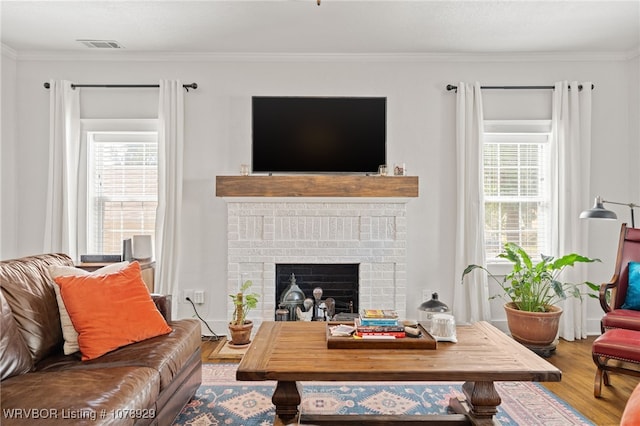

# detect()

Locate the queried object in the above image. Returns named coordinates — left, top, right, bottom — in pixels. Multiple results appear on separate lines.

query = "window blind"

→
left=88, top=131, right=158, bottom=254
left=483, top=121, right=551, bottom=261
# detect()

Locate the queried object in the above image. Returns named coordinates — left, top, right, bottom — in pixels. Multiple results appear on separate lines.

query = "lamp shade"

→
left=579, top=197, right=618, bottom=221
left=132, top=235, right=153, bottom=260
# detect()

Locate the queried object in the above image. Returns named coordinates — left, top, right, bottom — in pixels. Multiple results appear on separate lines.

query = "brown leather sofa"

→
left=0, top=253, right=202, bottom=426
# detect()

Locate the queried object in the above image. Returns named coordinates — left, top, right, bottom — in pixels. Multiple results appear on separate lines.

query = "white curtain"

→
left=44, top=80, right=80, bottom=260
left=551, top=81, right=593, bottom=340
left=156, top=80, right=184, bottom=310
left=453, top=82, right=491, bottom=324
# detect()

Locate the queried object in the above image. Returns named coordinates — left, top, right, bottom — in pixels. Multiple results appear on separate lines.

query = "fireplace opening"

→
left=276, top=264, right=359, bottom=321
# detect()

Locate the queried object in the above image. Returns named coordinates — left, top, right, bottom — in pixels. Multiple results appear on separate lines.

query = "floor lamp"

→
left=580, top=196, right=638, bottom=228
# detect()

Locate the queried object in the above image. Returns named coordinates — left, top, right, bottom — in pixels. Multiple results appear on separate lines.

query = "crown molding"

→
left=12, top=49, right=639, bottom=63
left=1, top=44, right=18, bottom=60
left=626, top=47, right=640, bottom=60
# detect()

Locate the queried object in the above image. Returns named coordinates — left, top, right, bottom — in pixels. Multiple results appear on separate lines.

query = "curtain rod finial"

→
left=184, top=83, right=198, bottom=92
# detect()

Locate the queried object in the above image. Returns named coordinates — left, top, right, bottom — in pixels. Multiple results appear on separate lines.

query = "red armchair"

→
left=600, top=223, right=640, bottom=333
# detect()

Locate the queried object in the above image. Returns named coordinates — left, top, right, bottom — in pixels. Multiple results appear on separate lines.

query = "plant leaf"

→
left=461, top=242, right=599, bottom=312
left=552, top=253, right=600, bottom=269
left=462, top=264, right=483, bottom=275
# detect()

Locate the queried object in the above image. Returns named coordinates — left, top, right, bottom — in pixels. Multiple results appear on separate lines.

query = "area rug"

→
left=172, top=363, right=593, bottom=426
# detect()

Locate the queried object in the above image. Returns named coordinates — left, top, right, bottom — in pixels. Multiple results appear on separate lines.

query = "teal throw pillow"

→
left=622, top=261, right=640, bottom=310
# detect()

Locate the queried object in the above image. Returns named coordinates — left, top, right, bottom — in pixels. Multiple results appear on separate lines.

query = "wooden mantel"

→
left=216, top=175, right=418, bottom=198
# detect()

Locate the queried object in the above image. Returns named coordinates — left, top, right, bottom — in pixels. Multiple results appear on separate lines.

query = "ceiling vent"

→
left=77, top=39, right=124, bottom=49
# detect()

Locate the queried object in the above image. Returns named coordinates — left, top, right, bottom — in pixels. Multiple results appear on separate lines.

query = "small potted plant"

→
left=228, top=279, right=259, bottom=345
left=461, top=242, right=599, bottom=348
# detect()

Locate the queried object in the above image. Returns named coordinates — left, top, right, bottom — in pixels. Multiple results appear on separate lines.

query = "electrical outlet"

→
left=184, top=289, right=194, bottom=303
left=193, top=290, right=205, bottom=304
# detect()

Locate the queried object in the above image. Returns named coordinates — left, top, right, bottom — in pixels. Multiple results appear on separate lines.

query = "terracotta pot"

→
left=228, top=320, right=253, bottom=345
left=504, top=302, right=563, bottom=347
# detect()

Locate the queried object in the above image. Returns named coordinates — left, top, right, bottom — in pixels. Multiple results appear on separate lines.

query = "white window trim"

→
left=79, top=119, right=158, bottom=255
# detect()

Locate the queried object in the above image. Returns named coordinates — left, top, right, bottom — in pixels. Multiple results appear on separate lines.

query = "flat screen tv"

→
left=252, top=96, right=386, bottom=174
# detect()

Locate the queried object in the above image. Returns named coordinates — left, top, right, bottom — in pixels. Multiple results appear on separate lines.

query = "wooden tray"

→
left=326, top=324, right=437, bottom=349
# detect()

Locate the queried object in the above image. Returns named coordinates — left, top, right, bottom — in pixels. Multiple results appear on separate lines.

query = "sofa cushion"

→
left=622, top=261, right=640, bottom=310
left=0, top=291, right=33, bottom=380
left=33, top=318, right=201, bottom=391
left=94, top=318, right=202, bottom=390
left=54, top=262, right=172, bottom=360
left=0, top=254, right=74, bottom=363
left=0, top=366, right=160, bottom=426
left=48, top=261, right=130, bottom=355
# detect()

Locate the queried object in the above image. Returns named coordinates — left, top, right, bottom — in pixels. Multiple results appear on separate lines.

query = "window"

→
left=85, top=123, right=158, bottom=255
left=483, top=120, right=552, bottom=262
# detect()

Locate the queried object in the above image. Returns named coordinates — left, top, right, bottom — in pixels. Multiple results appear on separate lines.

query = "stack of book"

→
left=356, top=309, right=405, bottom=338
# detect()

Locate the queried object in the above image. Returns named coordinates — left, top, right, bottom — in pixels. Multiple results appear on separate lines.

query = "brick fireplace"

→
left=223, top=198, right=412, bottom=328
left=217, top=175, right=419, bottom=329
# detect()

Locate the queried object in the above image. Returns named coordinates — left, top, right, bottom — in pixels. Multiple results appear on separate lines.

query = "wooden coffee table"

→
left=237, top=321, right=561, bottom=425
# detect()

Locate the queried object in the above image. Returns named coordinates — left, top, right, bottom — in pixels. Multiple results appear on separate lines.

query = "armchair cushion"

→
left=602, top=309, right=640, bottom=332
left=593, top=328, right=640, bottom=363
left=54, top=262, right=172, bottom=360
left=622, top=261, right=640, bottom=310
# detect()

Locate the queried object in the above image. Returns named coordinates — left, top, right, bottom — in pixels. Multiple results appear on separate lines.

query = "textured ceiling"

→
left=2, top=1, right=639, bottom=56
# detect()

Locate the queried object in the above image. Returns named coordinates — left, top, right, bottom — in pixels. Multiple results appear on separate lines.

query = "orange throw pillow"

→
left=54, top=262, right=172, bottom=361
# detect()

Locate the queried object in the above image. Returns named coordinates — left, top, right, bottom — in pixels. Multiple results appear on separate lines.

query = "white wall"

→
left=3, top=53, right=637, bottom=335
left=629, top=55, right=640, bottom=204
left=1, top=48, right=18, bottom=258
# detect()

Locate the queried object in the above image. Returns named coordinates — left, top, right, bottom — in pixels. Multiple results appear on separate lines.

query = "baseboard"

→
left=198, top=318, right=602, bottom=341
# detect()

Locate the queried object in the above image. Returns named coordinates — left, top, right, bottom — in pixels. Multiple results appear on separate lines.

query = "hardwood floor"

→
left=543, top=336, right=637, bottom=426
left=200, top=335, right=638, bottom=425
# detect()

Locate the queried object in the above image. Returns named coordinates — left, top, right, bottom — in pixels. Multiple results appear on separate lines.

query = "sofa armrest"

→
left=151, top=294, right=172, bottom=322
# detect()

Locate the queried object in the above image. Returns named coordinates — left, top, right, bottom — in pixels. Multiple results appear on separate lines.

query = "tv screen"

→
left=252, top=96, right=386, bottom=174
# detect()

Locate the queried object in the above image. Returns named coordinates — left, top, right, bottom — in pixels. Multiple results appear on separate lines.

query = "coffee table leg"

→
left=449, top=381, right=501, bottom=424
left=272, top=380, right=302, bottom=423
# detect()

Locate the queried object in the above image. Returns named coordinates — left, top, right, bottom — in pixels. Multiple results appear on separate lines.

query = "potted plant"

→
left=461, top=242, right=599, bottom=349
left=228, top=279, right=259, bottom=345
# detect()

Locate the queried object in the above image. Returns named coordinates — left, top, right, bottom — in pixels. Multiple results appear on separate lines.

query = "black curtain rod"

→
left=43, top=82, right=198, bottom=91
left=446, top=83, right=594, bottom=92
